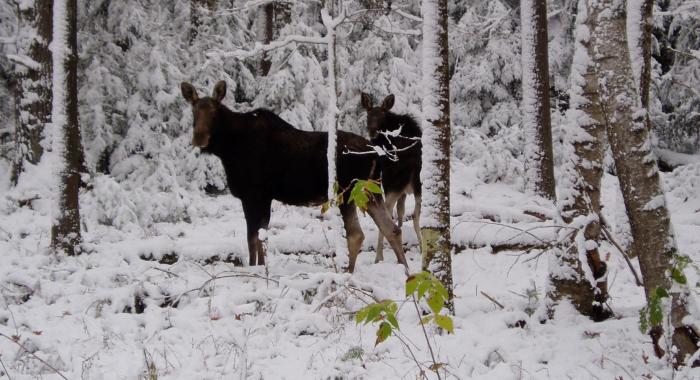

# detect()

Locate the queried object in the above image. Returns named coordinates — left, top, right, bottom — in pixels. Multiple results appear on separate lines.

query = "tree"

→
left=520, top=0, right=555, bottom=200
left=189, top=0, right=215, bottom=44
left=548, top=0, right=609, bottom=320
left=588, top=0, right=698, bottom=365
left=420, top=0, right=453, bottom=313
left=50, top=0, right=84, bottom=256
left=261, top=2, right=274, bottom=76
left=11, top=0, right=53, bottom=185
left=637, top=0, right=654, bottom=111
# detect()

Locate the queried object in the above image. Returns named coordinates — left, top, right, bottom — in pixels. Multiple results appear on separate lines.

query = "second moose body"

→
left=181, top=81, right=408, bottom=272
left=361, top=93, right=423, bottom=262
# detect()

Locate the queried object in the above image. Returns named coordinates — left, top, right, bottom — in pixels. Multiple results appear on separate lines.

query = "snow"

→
left=3, top=138, right=700, bottom=378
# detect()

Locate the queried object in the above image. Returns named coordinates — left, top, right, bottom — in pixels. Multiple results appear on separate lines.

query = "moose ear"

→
left=361, top=92, right=373, bottom=110
left=212, top=81, right=227, bottom=102
left=181, top=82, right=199, bottom=103
left=381, top=94, right=395, bottom=111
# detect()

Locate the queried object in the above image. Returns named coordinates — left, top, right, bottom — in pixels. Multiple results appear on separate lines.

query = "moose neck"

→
left=383, top=112, right=421, bottom=138
left=202, top=105, right=243, bottom=158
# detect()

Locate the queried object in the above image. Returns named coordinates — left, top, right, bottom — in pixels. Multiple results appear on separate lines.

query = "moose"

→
left=180, top=81, right=408, bottom=272
left=361, top=93, right=422, bottom=263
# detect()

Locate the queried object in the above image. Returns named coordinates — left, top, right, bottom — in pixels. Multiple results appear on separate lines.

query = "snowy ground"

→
left=2, top=161, right=700, bottom=379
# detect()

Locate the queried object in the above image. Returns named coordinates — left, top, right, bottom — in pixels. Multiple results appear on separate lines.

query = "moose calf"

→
left=361, top=93, right=422, bottom=262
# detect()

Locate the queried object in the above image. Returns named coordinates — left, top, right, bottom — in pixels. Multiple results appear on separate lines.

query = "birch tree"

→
left=520, top=0, right=555, bottom=200
left=421, top=0, right=453, bottom=313
left=588, top=0, right=698, bottom=365
left=50, top=0, right=84, bottom=256
left=548, top=0, right=609, bottom=320
left=11, top=0, right=53, bottom=185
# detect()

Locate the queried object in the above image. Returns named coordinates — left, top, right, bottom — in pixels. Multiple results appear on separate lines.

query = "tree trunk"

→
left=420, top=0, right=454, bottom=313
left=637, top=0, right=653, bottom=111
left=11, top=0, right=53, bottom=185
left=261, top=2, right=274, bottom=76
left=588, top=0, right=698, bottom=365
left=520, top=0, right=556, bottom=200
left=51, top=0, right=84, bottom=256
left=549, top=0, right=609, bottom=321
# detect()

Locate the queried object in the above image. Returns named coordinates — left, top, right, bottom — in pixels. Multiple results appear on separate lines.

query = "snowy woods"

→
left=2, top=0, right=700, bottom=378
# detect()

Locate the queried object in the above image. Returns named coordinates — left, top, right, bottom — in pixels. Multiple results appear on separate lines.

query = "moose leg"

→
left=376, top=191, right=401, bottom=263
left=340, top=203, right=364, bottom=273
left=242, top=199, right=272, bottom=266
left=367, top=197, right=409, bottom=271
left=413, top=194, right=422, bottom=254
left=396, top=193, right=407, bottom=227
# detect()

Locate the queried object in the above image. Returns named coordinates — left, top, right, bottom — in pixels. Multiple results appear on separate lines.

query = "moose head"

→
left=360, top=93, right=395, bottom=139
left=181, top=81, right=227, bottom=148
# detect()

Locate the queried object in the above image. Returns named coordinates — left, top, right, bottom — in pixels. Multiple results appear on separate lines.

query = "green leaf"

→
left=365, top=181, right=383, bottom=194
left=427, top=294, right=444, bottom=314
left=366, top=305, right=382, bottom=324
left=355, top=307, right=370, bottom=324
left=654, top=287, right=669, bottom=299
left=406, top=276, right=419, bottom=297
left=434, top=314, right=454, bottom=334
left=417, top=280, right=431, bottom=300
left=386, top=313, right=399, bottom=329
left=321, top=202, right=330, bottom=214
left=671, top=268, right=687, bottom=285
left=375, top=322, right=392, bottom=346
left=421, top=315, right=434, bottom=325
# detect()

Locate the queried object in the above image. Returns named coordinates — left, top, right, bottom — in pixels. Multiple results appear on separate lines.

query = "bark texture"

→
left=520, top=0, right=556, bottom=200
left=11, top=0, right=53, bottom=185
left=588, top=0, right=698, bottom=365
left=51, top=0, right=84, bottom=256
left=420, top=0, right=453, bottom=313
left=549, top=0, right=609, bottom=321
left=638, top=0, right=653, bottom=111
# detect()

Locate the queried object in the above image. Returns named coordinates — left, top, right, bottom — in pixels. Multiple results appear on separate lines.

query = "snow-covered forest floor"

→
left=2, top=158, right=700, bottom=379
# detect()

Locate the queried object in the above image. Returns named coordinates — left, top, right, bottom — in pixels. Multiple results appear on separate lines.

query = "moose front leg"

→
left=242, top=199, right=272, bottom=266
left=376, top=191, right=402, bottom=263
left=367, top=197, right=408, bottom=272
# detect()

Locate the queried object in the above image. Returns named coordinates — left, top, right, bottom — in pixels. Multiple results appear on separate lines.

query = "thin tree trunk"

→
left=11, top=0, right=53, bottom=185
left=421, top=0, right=454, bottom=313
left=51, top=0, right=84, bottom=256
left=549, top=0, right=609, bottom=321
left=261, top=2, right=274, bottom=76
left=588, top=0, right=698, bottom=365
left=637, top=0, right=653, bottom=111
left=520, top=0, right=556, bottom=200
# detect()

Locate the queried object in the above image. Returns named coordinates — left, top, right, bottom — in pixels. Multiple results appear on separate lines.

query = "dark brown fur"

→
left=361, top=93, right=422, bottom=261
left=181, top=82, right=408, bottom=272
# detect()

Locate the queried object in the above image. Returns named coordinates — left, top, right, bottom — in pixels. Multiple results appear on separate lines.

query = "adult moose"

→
left=361, top=93, right=422, bottom=263
left=180, top=81, right=408, bottom=273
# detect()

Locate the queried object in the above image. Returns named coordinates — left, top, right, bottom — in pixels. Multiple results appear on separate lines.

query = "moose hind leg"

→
left=367, top=197, right=408, bottom=270
left=413, top=194, right=422, bottom=254
left=242, top=199, right=272, bottom=266
left=396, top=193, right=407, bottom=227
left=376, top=192, right=402, bottom=263
left=340, top=203, right=364, bottom=273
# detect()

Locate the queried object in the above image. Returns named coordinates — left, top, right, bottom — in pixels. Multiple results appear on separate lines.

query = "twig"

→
left=0, top=333, right=69, bottom=380
left=599, top=224, right=643, bottom=287
left=480, top=291, right=505, bottom=309
left=0, top=354, right=11, bottom=380
left=411, top=294, right=442, bottom=380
